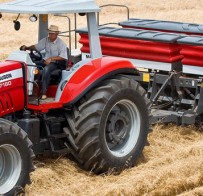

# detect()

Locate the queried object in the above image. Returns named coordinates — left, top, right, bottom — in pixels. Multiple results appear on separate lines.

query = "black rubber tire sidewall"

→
left=99, top=88, right=149, bottom=168
left=0, top=133, right=32, bottom=196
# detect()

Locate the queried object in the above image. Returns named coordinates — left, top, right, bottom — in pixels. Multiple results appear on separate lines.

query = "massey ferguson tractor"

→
left=0, top=0, right=150, bottom=195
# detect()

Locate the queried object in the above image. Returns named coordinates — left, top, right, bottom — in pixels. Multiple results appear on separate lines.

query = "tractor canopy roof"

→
left=0, top=0, right=100, bottom=14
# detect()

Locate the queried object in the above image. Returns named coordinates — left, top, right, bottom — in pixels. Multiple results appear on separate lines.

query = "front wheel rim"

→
left=0, top=144, right=22, bottom=194
left=105, top=99, right=141, bottom=157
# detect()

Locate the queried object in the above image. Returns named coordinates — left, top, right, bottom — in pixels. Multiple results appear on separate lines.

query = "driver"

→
left=21, top=25, right=68, bottom=100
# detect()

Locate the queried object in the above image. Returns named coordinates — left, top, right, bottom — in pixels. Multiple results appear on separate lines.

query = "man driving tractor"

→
left=21, top=25, right=68, bottom=100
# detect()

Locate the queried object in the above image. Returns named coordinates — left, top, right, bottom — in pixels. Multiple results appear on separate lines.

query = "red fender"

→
left=60, top=56, right=137, bottom=105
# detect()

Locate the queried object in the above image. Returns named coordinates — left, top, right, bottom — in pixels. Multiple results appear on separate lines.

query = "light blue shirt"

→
left=35, top=37, right=68, bottom=60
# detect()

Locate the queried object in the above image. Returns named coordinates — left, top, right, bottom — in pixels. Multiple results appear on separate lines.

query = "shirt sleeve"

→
left=58, top=39, right=68, bottom=60
left=35, top=38, right=46, bottom=51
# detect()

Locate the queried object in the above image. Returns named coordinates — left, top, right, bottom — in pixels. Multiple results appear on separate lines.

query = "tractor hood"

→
left=0, top=0, right=100, bottom=14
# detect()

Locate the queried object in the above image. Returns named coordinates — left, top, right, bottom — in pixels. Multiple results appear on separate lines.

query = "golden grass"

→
left=1, top=0, right=203, bottom=195
left=25, top=125, right=203, bottom=196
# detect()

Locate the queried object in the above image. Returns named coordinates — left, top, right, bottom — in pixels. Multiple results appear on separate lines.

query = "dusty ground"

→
left=1, top=0, right=203, bottom=195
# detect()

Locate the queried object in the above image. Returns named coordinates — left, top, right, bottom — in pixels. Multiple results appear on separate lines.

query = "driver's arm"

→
left=21, top=37, right=46, bottom=51
left=44, top=56, right=66, bottom=65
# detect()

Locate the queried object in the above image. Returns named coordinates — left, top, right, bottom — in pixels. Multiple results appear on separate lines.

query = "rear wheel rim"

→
left=0, top=144, right=22, bottom=194
left=105, top=99, right=141, bottom=157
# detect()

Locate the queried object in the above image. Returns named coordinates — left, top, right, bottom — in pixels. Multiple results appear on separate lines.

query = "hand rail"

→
left=97, top=4, right=130, bottom=26
left=54, top=15, right=72, bottom=57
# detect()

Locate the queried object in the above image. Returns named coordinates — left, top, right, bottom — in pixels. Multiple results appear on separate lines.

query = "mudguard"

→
left=59, top=56, right=137, bottom=105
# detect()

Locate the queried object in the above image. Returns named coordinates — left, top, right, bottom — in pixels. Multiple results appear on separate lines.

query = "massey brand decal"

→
left=0, top=73, right=12, bottom=81
left=0, top=69, right=22, bottom=82
left=0, top=69, right=22, bottom=89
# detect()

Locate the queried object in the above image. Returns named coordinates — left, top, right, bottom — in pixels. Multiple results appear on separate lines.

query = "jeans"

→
left=35, top=60, right=66, bottom=94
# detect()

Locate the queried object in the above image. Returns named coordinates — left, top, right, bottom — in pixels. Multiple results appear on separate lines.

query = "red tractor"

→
left=0, top=0, right=150, bottom=195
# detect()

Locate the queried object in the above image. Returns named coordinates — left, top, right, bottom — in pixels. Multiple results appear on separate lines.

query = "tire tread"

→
left=65, top=76, right=150, bottom=174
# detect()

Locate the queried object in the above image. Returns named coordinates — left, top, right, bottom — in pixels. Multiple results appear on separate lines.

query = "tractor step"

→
left=45, top=116, right=66, bottom=124
left=49, top=133, right=67, bottom=139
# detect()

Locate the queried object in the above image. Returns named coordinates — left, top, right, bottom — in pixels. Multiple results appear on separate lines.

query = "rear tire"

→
left=66, top=76, right=149, bottom=174
left=0, top=119, right=35, bottom=196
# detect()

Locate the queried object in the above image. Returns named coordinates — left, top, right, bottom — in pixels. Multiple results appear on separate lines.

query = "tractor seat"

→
left=50, top=59, right=68, bottom=84
left=47, top=48, right=69, bottom=84
left=50, top=68, right=63, bottom=84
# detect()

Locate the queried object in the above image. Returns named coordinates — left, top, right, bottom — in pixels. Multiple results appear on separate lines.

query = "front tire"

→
left=0, top=119, right=35, bottom=196
left=66, top=76, right=149, bottom=174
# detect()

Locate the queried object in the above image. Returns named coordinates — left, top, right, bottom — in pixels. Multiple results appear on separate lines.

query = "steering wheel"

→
left=19, top=46, right=43, bottom=62
left=29, top=49, right=43, bottom=62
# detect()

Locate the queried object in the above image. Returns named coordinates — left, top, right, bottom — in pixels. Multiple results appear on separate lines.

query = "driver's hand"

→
left=20, top=45, right=27, bottom=51
left=44, top=57, right=52, bottom=65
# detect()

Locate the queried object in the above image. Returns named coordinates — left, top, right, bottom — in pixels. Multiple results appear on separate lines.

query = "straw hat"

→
left=47, top=25, right=60, bottom=33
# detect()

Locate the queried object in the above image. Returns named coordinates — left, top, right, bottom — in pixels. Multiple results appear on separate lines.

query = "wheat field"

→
left=1, top=0, right=203, bottom=195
